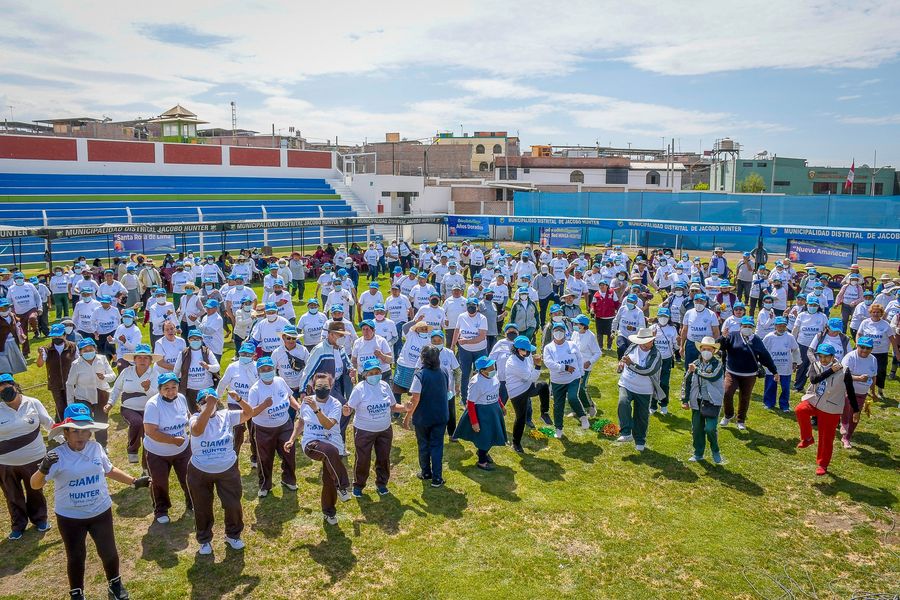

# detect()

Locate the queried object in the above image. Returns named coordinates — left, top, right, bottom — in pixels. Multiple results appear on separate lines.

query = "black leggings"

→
left=57, top=508, right=119, bottom=591
left=873, top=352, right=888, bottom=389
left=510, top=382, right=550, bottom=445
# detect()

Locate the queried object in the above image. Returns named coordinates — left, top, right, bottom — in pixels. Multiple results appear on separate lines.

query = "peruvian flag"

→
left=844, top=159, right=855, bottom=192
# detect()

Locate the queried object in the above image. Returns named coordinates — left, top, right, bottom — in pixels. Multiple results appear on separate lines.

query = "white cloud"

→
left=836, top=95, right=862, bottom=101
left=839, top=114, right=900, bottom=125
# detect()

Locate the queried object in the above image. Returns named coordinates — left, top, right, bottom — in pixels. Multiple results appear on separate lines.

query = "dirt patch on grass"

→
left=806, top=504, right=899, bottom=546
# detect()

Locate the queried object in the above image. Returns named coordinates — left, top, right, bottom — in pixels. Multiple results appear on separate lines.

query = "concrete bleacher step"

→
left=326, top=178, right=396, bottom=241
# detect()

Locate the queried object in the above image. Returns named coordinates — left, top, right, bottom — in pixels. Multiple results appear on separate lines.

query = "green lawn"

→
left=1, top=273, right=897, bottom=600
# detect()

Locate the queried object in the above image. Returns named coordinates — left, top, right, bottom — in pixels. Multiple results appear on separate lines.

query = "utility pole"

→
left=769, top=154, right=777, bottom=193
left=230, top=101, right=237, bottom=145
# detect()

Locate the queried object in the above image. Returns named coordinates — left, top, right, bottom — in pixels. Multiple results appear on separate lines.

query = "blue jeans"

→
left=457, top=347, right=487, bottom=404
left=651, top=357, right=674, bottom=409
left=393, top=322, right=405, bottom=359
left=617, top=386, right=651, bottom=445
left=683, top=341, right=700, bottom=369
left=415, top=423, right=445, bottom=481
left=763, top=374, right=792, bottom=409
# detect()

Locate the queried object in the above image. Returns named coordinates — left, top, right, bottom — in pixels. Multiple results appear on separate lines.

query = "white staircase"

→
left=326, top=177, right=396, bottom=241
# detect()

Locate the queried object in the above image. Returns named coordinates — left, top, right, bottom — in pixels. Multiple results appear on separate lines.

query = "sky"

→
left=2, top=1, right=900, bottom=167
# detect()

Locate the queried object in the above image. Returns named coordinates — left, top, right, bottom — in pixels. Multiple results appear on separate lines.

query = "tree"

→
left=738, top=172, right=766, bottom=193
left=692, top=182, right=710, bottom=190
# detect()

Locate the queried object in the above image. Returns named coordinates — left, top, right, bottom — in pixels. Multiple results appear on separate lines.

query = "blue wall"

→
left=513, top=191, right=900, bottom=260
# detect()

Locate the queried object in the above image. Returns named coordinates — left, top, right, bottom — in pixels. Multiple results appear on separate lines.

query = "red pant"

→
left=795, top=400, right=841, bottom=469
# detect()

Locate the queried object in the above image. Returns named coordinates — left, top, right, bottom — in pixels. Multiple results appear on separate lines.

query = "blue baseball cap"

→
left=466, top=297, right=479, bottom=305
left=122, top=309, right=136, bottom=319
left=807, top=296, right=820, bottom=305
left=256, top=356, right=275, bottom=369
left=61, top=403, right=95, bottom=423
left=12, top=272, right=24, bottom=280
left=205, top=299, right=219, bottom=309
left=474, top=356, right=496, bottom=371
left=197, top=388, right=218, bottom=402
left=774, top=317, right=788, bottom=326
left=740, top=316, right=755, bottom=326
left=549, top=303, right=562, bottom=313
left=29, top=276, right=38, bottom=284
left=626, top=294, right=638, bottom=303
left=573, top=314, right=590, bottom=327
left=393, top=266, right=402, bottom=273
left=157, top=372, right=180, bottom=386
left=264, top=302, right=277, bottom=312
left=657, top=307, right=671, bottom=317
left=513, top=335, right=536, bottom=352
left=360, top=319, right=375, bottom=329
left=98, top=295, right=112, bottom=304
left=361, top=358, right=382, bottom=373
left=49, top=323, right=66, bottom=337
left=674, top=281, right=687, bottom=289
left=815, top=343, right=836, bottom=356
left=188, top=329, right=203, bottom=338
left=863, top=290, right=874, bottom=297
left=330, top=304, right=344, bottom=313
left=273, top=278, right=284, bottom=286
left=369, top=281, right=379, bottom=289
left=828, top=318, right=843, bottom=331
left=733, top=302, right=745, bottom=309
left=693, top=294, right=707, bottom=302
left=0, top=373, right=15, bottom=384
left=552, top=322, right=567, bottom=331
left=307, top=297, right=319, bottom=305
left=77, top=338, right=96, bottom=349
left=282, top=325, right=298, bottom=338
left=373, top=303, right=386, bottom=312
left=503, top=323, right=519, bottom=332
left=856, top=336, right=874, bottom=348
left=238, top=342, right=257, bottom=354
left=430, top=330, right=445, bottom=339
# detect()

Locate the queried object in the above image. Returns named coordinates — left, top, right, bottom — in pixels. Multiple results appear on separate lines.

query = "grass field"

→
left=0, top=271, right=897, bottom=600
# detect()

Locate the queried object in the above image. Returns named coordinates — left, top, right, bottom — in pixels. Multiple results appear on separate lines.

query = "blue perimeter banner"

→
left=447, top=216, right=490, bottom=238
left=113, top=233, right=176, bottom=253
left=788, top=240, right=855, bottom=268
left=540, top=227, right=582, bottom=248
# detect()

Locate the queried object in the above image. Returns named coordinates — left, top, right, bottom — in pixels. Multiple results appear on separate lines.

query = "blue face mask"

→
left=81, top=351, right=96, bottom=361
left=189, top=340, right=203, bottom=350
left=260, top=371, right=275, bottom=384
left=185, top=289, right=194, bottom=296
left=419, top=332, right=430, bottom=340
left=308, top=308, right=318, bottom=315
left=808, top=306, right=818, bottom=314
left=366, top=374, right=381, bottom=386
left=122, top=318, right=134, bottom=327
left=239, top=356, right=253, bottom=365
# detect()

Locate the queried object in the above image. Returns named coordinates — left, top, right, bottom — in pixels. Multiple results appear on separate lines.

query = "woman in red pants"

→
left=795, top=343, right=859, bottom=476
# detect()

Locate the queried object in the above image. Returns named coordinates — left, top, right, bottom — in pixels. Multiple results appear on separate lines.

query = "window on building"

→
left=475, top=144, right=485, bottom=154
left=774, top=180, right=791, bottom=187
left=812, top=182, right=838, bottom=194
left=492, top=144, right=502, bottom=154
left=646, top=171, right=660, bottom=185
left=570, top=170, right=584, bottom=183
left=757, top=162, right=767, bottom=167
left=184, top=123, right=196, bottom=136
left=742, top=162, right=753, bottom=167
left=163, top=123, right=178, bottom=137
left=498, top=167, right=517, bottom=180
left=606, top=168, right=628, bottom=185
left=478, top=161, right=489, bottom=172
left=875, top=182, right=884, bottom=195
left=852, top=182, right=867, bottom=195
left=523, top=168, right=530, bottom=173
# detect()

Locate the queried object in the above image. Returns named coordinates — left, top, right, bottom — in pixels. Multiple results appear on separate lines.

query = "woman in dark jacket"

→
left=403, top=345, right=449, bottom=488
left=717, top=315, right=777, bottom=431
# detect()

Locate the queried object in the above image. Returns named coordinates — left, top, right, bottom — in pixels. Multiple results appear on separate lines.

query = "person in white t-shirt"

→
left=762, top=317, right=800, bottom=411
left=343, top=359, right=408, bottom=496
left=351, top=320, right=393, bottom=378
left=297, top=298, right=328, bottom=351
left=839, top=337, right=876, bottom=448
left=452, top=298, right=488, bottom=405
left=679, top=294, right=720, bottom=368
left=31, top=403, right=149, bottom=599
left=187, top=387, right=253, bottom=555
left=247, top=357, right=298, bottom=498
left=357, top=282, right=384, bottom=322
left=263, top=279, right=296, bottom=323
left=543, top=322, right=588, bottom=438
left=251, top=303, right=290, bottom=356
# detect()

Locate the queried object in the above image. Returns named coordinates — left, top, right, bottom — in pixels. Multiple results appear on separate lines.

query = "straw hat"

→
left=122, top=343, right=163, bottom=364
left=695, top=336, right=720, bottom=352
left=49, top=403, right=109, bottom=441
left=627, top=327, right=656, bottom=345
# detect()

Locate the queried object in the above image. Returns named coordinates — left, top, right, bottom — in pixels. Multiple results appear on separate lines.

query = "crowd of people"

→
left=0, top=240, right=898, bottom=600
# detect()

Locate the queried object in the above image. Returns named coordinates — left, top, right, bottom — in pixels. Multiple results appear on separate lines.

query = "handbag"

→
left=694, top=372, right=721, bottom=418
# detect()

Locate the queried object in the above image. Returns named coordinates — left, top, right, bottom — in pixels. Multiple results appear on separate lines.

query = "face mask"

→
left=418, top=332, right=430, bottom=340
left=700, top=350, right=714, bottom=361
left=740, top=327, right=754, bottom=336
left=0, top=387, right=17, bottom=403
left=674, top=290, right=683, bottom=297
left=506, top=331, right=517, bottom=341
left=82, top=296, right=92, bottom=303
left=189, top=340, right=203, bottom=350
left=207, top=259, right=213, bottom=264
left=64, top=326, right=74, bottom=335
left=658, top=316, right=669, bottom=325
left=239, top=356, right=253, bottom=365
left=808, top=306, right=818, bottom=314
left=552, top=315, right=563, bottom=323
left=467, top=306, right=476, bottom=314
left=763, top=302, right=773, bottom=309
left=366, top=374, right=381, bottom=386
left=55, top=271, right=62, bottom=276
left=122, top=318, right=134, bottom=327
left=627, top=301, right=639, bottom=310
left=660, top=261, right=666, bottom=267
left=205, top=285, right=213, bottom=292
left=432, top=340, right=444, bottom=347
left=483, top=369, right=497, bottom=379
left=235, top=285, right=244, bottom=291
left=552, top=331, right=565, bottom=341
left=266, top=314, right=277, bottom=322
left=82, top=351, right=96, bottom=361
left=814, top=290, right=822, bottom=296
left=314, top=386, right=330, bottom=400
left=240, top=305, right=251, bottom=313
left=864, top=299, right=873, bottom=306
left=260, top=371, right=275, bottom=384
left=618, top=275, right=626, bottom=281
left=14, top=279, right=23, bottom=286
left=541, top=268, right=549, bottom=275
left=430, top=298, right=439, bottom=306
left=695, top=304, right=706, bottom=312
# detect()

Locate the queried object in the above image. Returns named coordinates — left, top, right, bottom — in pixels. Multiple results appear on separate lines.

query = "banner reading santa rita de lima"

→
left=113, top=232, right=176, bottom=253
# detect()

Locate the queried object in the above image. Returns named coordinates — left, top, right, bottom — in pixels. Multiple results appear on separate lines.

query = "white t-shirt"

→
left=174, top=349, right=218, bottom=390
left=300, top=397, right=344, bottom=453
left=248, top=377, right=293, bottom=428
left=142, top=394, right=190, bottom=457
left=47, top=441, right=113, bottom=519
left=467, top=373, right=501, bottom=406
left=0, top=397, right=52, bottom=466
left=352, top=335, right=393, bottom=373
left=189, top=409, right=241, bottom=473
left=793, top=312, right=827, bottom=347
left=358, top=290, right=384, bottom=313
left=762, top=332, right=800, bottom=376
left=398, top=332, right=429, bottom=368
left=455, top=312, right=488, bottom=352
left=385, top=294, right=412, bottom=323
left=542, top=340, right=584, bottom=384
left=347, top=380, right=396, bottom=432
left=857, top=318, right=894, bottom=353
left=297, top=311, right=328, bottom=346
left=682, top=308, right=719, bottom=342
left=842, top=350, right=878, bottom=395
left=414, top=305, right=446, bottom=330
left=251, top=316, right=290, bottom=353
left=155, top=336, right=186, bottom=369
left=618, top=346, right=654, bottom=395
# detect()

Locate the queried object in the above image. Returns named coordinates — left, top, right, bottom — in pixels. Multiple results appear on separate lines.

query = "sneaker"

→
left=512, top=443, right=524, bottom=453
left=8, top=530, right=23, bottom=541
left=719, top=417, right=731, bottom=426
left=736, top=422, right=747, bottom=431
left=376, top=486, right=389, bottom=496
left=781, top=407, right=792, bottom=413
left=430, top=478, right=445, bottom=488
left=198, top=542, right=213, bottom=555
left=249, top=459, right=257, bottom=469
left=659, top=406, right=668, bottom=415
left=416, top=472, right=432, bottom=481
left=761, top=405, right=772, bottom=410
left=540, top=413, right=552, bottom=426
left=588, top=406, right=597, bottom=417
left=224, top=536, right=245, bottom=550
left=712, top=453, right=725, bottom=465
left=127, top=453, right=139, bottom=464
left=476, top=462, right=494, bottom=471
left=580, top=416, right=590, bottom=430
left=842, top=439, right=852, bottom=449
left=525, top=420, right=535, bottom=429
left=815, top=466, right=827, bottom=476
left=555, top=428, right=564, bottom=439
left=352, top=487, right=363, bottom=498
left=337, top=488, right=352, bottom=502
left=635, top=444, right=645, bottom=451
left=36, top=521, right=51, bottom=533
left=282, top=481, right=298, bottom=491
left=797, top=438, right=815, bottom=449
left=156, top=515, right=170, bottom=524
left=649, top=407, right=657, bottom=415
left=257, top=489, right=268, bottom=498
left=107, top=575, right=130, bottom=600
left=688, top=455, right=703, bottom=462
left=324, top=514, right=338, bottom=525
left=566, top=412, right=576, bottom=418
left=69, top=589, right=85, bottom=600
left=615, top=434, right=634, bottom=443
left=839, top=425, right=847, bottom=436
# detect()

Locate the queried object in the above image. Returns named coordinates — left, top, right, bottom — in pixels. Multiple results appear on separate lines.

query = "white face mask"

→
left=552, top=330, right=565, bottom=341
left=266, top=314, right=277, bottom=322
left=658, top=316, right=669, bottom=325
left=700, top=350, right=714, bottom=361
left=740, top=327, right=754, bottom=337
left=695, top=304, right=706, bottom=312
